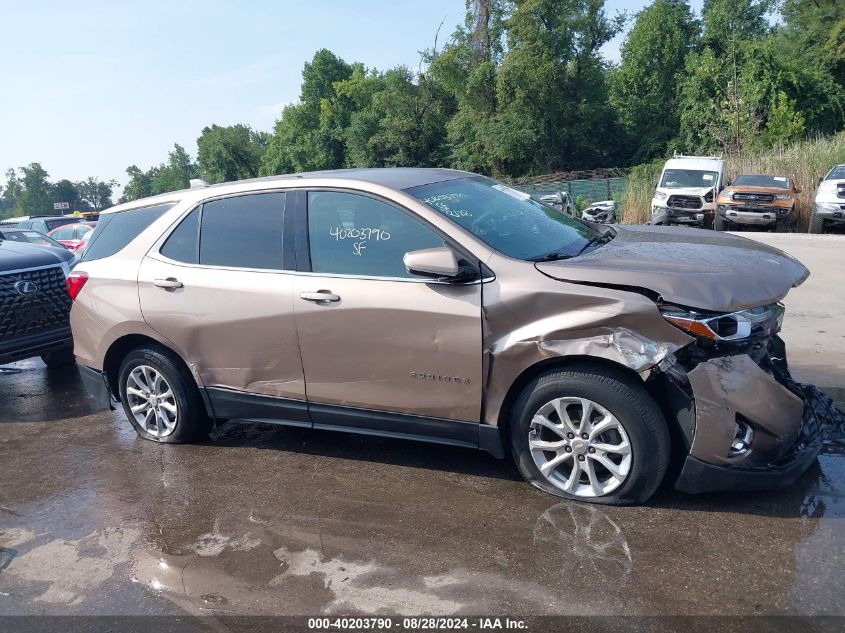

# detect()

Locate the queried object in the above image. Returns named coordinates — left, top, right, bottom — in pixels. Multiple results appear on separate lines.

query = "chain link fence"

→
left=506, top=169, right=629, bottom=209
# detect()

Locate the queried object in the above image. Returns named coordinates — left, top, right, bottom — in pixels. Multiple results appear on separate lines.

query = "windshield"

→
left=2, top=230, right=57, bottom=246
left=659, top=169, right=718, bottom=189
left=46, top=218, right=84, bottom=231
left=825, top=165, right=845, bottom=181
left=406, top=176, right=599, bottom=260
left=733, top=175, right=789, bottom=189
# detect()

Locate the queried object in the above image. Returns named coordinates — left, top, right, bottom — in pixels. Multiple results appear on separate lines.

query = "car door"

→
left=292, top=189, right=484, bottom=445
left=138, top=191, right=308, bottom=425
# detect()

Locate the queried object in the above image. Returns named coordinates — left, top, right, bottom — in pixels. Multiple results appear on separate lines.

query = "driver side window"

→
left=307, top=191, right=444, bottom=279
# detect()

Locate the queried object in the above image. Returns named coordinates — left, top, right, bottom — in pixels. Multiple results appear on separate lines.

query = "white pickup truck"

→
left=810, top=164, right=845, bottom=233
left=649, top=155, right=725, bottom=229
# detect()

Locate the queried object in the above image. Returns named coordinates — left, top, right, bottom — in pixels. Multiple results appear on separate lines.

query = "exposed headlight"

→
left=653, top=191, right=668, bottom=201
left=660, top=303, right=785, bottom=342
left=775, top=193, right=790, bottom=200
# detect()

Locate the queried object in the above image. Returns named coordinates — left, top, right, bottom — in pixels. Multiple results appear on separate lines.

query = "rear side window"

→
left=52, top=226, right=76, bottom=240
left=83, top=204, right=173, bottom=262
left=161, top=208, right=200, bottom=264
left=198, top=193, right=285, bottom=270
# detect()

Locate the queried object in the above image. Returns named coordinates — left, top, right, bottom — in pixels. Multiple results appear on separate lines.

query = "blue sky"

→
left=0, top=0, right=701, bottom=192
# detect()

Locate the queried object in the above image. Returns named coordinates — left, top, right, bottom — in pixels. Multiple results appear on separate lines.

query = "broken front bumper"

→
left=665, top=338, right=842, bottom=494
left=649, top=206, right=713, bottom=226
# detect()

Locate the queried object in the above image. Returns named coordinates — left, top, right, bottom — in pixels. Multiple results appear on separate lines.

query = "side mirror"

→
left=404, top=247, right=463, bottom=280
left=794, top=186, right=802, bottom=194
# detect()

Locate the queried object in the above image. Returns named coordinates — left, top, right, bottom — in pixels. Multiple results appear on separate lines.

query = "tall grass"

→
left=620, top=133, right=845, bottom=229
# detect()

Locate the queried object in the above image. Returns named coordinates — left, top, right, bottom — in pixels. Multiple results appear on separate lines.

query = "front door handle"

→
left=154, top=277, right=183, bottom=289
left=300, top=290, right=340, bottom=303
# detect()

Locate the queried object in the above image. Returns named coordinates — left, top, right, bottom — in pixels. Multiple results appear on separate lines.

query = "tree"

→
left=17, top=163, right=53, bottom=216
left=261, top=50, right=353, bottom=175
left=610, top=0, right=699, bottom=163
left=76, top=177, right=118, bottom=211
left=52, top=179, right=80, bottom=211
left=430, top=0, right=506, bottom=173
left=120, top=165, right=155, bottom=203
left=0, top=169, right=21, bottom=219
left=700, top=0, right=773, bottom=54
left=486, top=0, right=626, bottom=175
left=150, top=144, right=198, bottom=194
left=197, top=124, right=269, bottom=183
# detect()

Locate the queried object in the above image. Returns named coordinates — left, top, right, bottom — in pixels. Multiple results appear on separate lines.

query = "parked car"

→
left=581, top=200, right=617, bottom=224
left=16, top=215, right=86, bottom=235
left=539, top=191, right=575, bottom=217
left=68, top=168, right=839, bottom=505
left=809, top=164, right=845, bottom=234
left=0, top=231, right=76, bottom=367
left=649, top=155, right=725, bottom=228
left=48, top=221, right=96, bottom=251
left=0, top=216, right=30, bottom=229
left=715, top=174, right=798, bottom=232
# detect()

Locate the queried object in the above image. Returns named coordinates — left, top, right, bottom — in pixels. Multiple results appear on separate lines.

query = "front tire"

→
left=118, top=346, right=212, bottom=443
left=713, top=215, right=728, bottom=231
left=807, top=207, right=825, bottom=234
left=510, top=365, right=670, bottom=505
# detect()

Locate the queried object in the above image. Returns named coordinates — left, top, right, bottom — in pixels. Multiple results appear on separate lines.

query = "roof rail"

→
left=189, top=179, right=210, bottom=189
left=672, top=152, right=723, bottom=160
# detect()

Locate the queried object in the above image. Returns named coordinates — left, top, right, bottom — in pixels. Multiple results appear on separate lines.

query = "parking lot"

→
left=0, top=233, right=843, bottom=618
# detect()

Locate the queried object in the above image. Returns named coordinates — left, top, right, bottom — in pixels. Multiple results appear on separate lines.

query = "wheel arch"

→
left=102, top=334, right=205, bottom=408
left=494, top=355, right=647, bottom=455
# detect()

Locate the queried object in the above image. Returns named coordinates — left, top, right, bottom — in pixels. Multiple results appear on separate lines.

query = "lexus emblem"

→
left=14, top=280, right=39, bottom=296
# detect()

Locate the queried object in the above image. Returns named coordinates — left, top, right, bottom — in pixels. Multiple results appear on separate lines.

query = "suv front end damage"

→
left=654, top=322, right=843, bottom=494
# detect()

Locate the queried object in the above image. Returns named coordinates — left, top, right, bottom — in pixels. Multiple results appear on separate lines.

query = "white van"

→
left=649, top=155, right=725, bottom=228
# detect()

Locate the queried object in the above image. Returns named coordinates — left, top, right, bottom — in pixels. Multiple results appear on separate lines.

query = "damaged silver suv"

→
left=69, top=168, right=841, bottom=504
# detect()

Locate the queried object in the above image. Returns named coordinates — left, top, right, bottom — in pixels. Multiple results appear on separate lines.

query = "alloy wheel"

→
left=125, top=365, right=178, bottom=438
left=529, top=397, right=632, bottom=497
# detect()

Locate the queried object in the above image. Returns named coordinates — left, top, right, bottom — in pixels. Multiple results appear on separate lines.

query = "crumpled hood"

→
left=536, top=224, right=809, bottom=312
left=0, top=240, right=73, bottom=270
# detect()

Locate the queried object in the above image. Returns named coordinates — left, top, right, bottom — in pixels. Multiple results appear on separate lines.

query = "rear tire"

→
left=41, top=348, right=75, bottom=368
left=713, top=215, right=728, bottom=231
left=807, top=207, right=825, bottom=234
left=118, top=346, right=212, bottom=443
left=510, top=364, right=670, bottom=505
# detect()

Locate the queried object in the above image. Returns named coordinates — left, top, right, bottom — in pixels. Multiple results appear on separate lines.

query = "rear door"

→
left=138, top=191, right=308, bottom=424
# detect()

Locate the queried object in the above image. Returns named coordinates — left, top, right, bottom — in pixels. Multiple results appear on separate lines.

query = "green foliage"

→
left=197, top=124, right=268, bottom=183
left=150, top=144, right=198, bottom=195
left=610, top=0, right=698, bottom=162
left=52, top=179, right=81, bottom=210
left=75, top=177, right=118, bottom=211
left=120, top=165, right=154, bottom=203
left=17, top=163, right=53, bottom=216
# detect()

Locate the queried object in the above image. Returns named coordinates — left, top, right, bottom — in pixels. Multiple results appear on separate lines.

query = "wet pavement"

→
left=0, top=235, right=844, bottom=618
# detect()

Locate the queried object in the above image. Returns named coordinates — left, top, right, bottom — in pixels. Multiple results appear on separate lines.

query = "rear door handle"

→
left=300, top=290, right=340, bottom=303
left=154, top=277, right=183, bottom=289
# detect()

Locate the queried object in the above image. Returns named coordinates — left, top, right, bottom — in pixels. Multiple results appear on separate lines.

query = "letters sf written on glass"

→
left=330, top=226, right=391, bottom=256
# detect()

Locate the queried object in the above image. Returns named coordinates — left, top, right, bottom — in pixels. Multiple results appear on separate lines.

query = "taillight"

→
left=66, top=271, right=88, bottom=301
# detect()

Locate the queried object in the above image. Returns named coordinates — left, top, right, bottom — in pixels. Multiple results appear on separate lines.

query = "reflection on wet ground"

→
left=0, top=359, right=843, bottom=616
